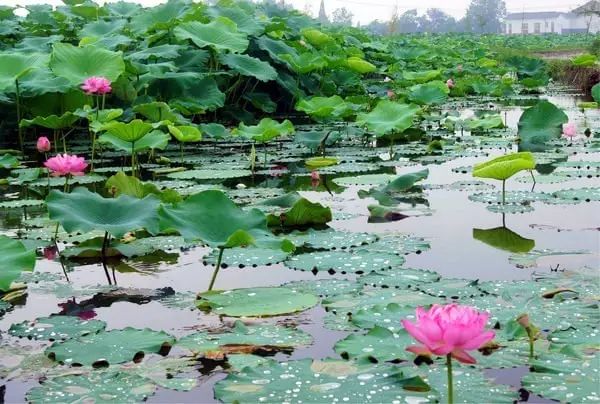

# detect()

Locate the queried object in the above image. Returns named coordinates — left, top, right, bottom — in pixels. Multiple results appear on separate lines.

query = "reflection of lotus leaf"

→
left=473, top=227, right=535, bottom=253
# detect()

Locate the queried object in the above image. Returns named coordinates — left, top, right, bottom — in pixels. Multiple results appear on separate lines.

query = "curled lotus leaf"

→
left=472, top=152, right=536, bottom=181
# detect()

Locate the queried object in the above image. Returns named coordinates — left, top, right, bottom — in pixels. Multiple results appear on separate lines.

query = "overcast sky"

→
left=0, top=0, right=589, bottom=23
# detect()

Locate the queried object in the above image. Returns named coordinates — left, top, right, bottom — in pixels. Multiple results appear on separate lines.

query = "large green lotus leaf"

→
left=572, top=53, right=597, bottom=67
left=49, top=43, right=125, bottom=84
left=197, top=287, right=318, bottom=317
left=267, top=198, right=332, bottom=228
left=0, top=154, right=20, bottom=168
left=382, top=169, right=429, bottom=192
left=200, top=123, right=230, bottom=139
left=0, top=236, right=36, bottom=292
left=0, top=199, right=44, bottom=209
left=351, top=303, right=420, bottom=332
left=177, top=320, right=312, bottom=354
left=403, top=69, right=441, bottom=83
left=168, top=125, right=202, bottom=142
left=279, top=52, right=327, bottom=74
left=159, top=190, right=293, bottom=251
left=206, top=5, right=263, bottom=36
left=0, top=52, right=48, bottom=91
left=472, top=152, right=536, bottom=181
left=99, top=130, right=169, bottom=152
left=118, top=356, right=197, bottom=391
left=335, top=326, right=414, bottom=362
left=60, top=236, right=155, bottom=259
left=473, top=226, right=535, bottom=253
left=46, top=327, right=175, bottom=366
left=408, top=81, right=449, bottom=105
left=232, top=118, right=294, bottom=143
left=9, top=315, right=106, bottom=341
left=466, top=114, right=504, bottom=132
left=592, top=83, right=600, bottom=104
left=517, top=100, right=568, bottom=152
left=301, top=28, right=334, bottom=47
left=105, top=172, right=181, bottom=204
left=296, top=95, right=351, bottom=120
left=174, top=17, right=248, bottom=53
left=287, top=228, right=378, bottom=251
left=346, top=56, right=376, bottom=74
left=215, top=358, right=431, bottom=403
left=203, top=246, right=290, bottom=267
left=129, top=0, right=190, bottom=34
left=20, top=111, right=78, bottom=130
left=220, top=53, right=277, bottom=82
left=357, top=101, right=421, bottom=137
left=100, top=119, right=153, bottom=143
left=294, top=130, right=341, bottom=151
left=127, top=45, right=183, bottom=62
left=166, top=169, right=251, bottom=180
left=359, top=268, right=440, bottom=290
left=285, top=250, right=405, bottom=274
left=46, top=187, right=160, bottom=239
left=26, top=371, right=157, bottom=402
left=422, top=365, right=517, bottom=403
left=133, top=101, right=182, bottom=123
left=522, top=353, right=600, bottom=403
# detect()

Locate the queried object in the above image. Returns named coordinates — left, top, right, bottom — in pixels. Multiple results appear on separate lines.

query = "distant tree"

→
left=420, top=8, right=458, bottom=33
left=365, top=19, right=388, bottom=35
left=464, top=0, right=506, bottom=33
left=388, top=3, right=400, bottom=34
left=331, top=7, right=353, bottom=26
left=302, top=1, right=313, bottom=17
left=397, top=9, right=420, bottom=33
left=318, top=0, right=329, bottom=24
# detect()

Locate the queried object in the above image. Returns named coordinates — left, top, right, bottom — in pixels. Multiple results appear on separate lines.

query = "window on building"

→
left=534, top=23, right=541, bottom=33
left=522, top=23, right=528, bottom=34
left=551, top=21, right=555, bottom=33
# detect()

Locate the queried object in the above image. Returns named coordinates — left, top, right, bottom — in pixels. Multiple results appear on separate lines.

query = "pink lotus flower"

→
left=36, top=136, right=51, bottom=153
left=44, top=153, right=88, bottom=177
left=562, top=122, right=577, bottom=140
left=43, top=245, right=58, bottom=260
left=81, top=76, right=112, bottom=95
left=446, top=79, right=455, bottom=89
left=401, top=304, right=495, bottom=364
left=310, top=171, right=320, bottom=181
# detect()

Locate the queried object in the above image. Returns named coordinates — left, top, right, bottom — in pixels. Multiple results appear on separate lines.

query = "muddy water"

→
left=0, top=93, right=598, bottom=402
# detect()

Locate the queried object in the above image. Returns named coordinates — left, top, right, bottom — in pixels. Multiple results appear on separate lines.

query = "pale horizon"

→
left=0, top=0, right=591, bottom=24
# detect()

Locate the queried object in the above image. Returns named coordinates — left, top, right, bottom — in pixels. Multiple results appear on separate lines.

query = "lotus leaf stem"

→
left=208, top=247, right=225, bottom=291
left=446, top=354, right=454, bottom=404
left=15, top=79, right=23, bottom=153
left=502, top=179, right=506, bottom=205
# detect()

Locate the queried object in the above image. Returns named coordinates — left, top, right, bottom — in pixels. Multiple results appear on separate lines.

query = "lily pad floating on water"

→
left=486, top=204, right=535, bottom=214
left=196, top=287, right=318, bottom=317
left=45, top=327, right=175, bottom=367
left=214, top=358, right=431, bottom=403
left=284, top=250, right=405, bottom=274
left=0, top=199, right=45, bottom=209
left=521, top=353, right=600, bottom=403
left=25, top=371, right=157, bottom=403
left=286, top=228, right=378, bottom=251
left=335, top=326, right=415, bottom=363
left=284, top=279, right=363, bottom=298
left=469, top=190, right=551, bottom=204
left=166, top=169, right=252, bottom=180
left=415, top=279, right=486, bottom=300
left=351, top=303, right=420, bottom=332
left=366, top=233, right=431, bottom=256
left=177, top=320, right=312, bottom=356
left=202, top=247, right=290, bottom=268
left=359, top=268, right=441, bottom=289
left=9, top=315, right=106, bottom=341
left=332, top=173, right=395, bottom=187
left=551, top=187, right=600, bottom=203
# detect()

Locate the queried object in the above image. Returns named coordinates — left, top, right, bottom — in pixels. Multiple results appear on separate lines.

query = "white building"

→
left=504, top=1, right=600, bottom=34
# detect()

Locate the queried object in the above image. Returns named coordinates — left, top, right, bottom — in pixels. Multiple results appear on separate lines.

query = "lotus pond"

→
left=0, top=1, right=599, bottom=403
